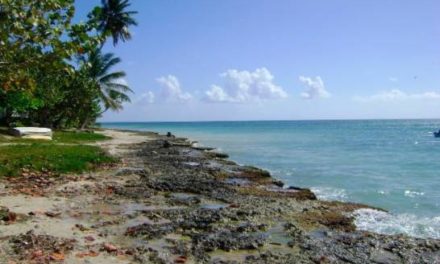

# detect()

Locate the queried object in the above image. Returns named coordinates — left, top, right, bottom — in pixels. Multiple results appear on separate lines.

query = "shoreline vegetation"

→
left=1, top=0, right=137, bottom=129
left=0, top=129, right=439, bottom=263
left=0, top=129, right=115, bottom=177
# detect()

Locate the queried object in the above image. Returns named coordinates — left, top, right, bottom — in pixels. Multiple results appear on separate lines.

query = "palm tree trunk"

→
left=98, top=107, right=109, bottom=116
left=98, top=33, right=107, bottom=50
left=0, top=108, right=6, bottom=126
left=4, top=107, right=13, bottom=127
left=80, top=115, right=90, bottom=130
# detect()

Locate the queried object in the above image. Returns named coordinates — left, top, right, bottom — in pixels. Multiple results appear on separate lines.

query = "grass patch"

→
left=53, top=131, right=111, bottom=143
left=0, top=143, right=116, bottom=177
left=0, top=127, right=11, bottom=142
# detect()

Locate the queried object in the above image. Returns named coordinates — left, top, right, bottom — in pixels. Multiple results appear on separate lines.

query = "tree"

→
left=89, top=0, right=138, bottom=47
left=0, top=0, right=136, bottom=128
left=79, top=49, right=132, bottom=129
left=0, top=0, right=77, bottom=93
left=0, top=0, right=98, bottom=125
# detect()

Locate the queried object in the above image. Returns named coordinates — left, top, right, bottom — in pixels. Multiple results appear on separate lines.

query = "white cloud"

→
left=204, top=68, right=288, bottom=103
left=135, top=75, right=192, bottom=104
left=156, top=75, right=192, bottom=102
left=205, top=85, right=231, bottom=102
left=299, top=76, right=330, bottom=99
left=137, top=91, right=155, bottom=104
left=414, top=91, right=440, bottom=99
left=354, top=89, right=440, bottom=102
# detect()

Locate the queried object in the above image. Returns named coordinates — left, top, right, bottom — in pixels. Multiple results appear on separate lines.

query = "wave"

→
left=311, top=186, right=348, bottom=201
left=404, top=190, right=425, bottom=198
left=353, top=208, right=440, bottom=239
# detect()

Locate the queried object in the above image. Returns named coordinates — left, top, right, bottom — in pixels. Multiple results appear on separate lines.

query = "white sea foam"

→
left=353, top=208, right=440, bottom=239
left=404, top=190, right=425, bottom=198
left=284, top=171, right=294, bottom=176
left=311, top=187, right=348, bottom=201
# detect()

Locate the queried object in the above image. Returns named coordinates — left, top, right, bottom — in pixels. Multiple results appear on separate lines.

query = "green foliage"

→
left=77, top=49, right=132, bottom=128
left=0, top=0, right=78, bottom=92
left=0, top=0, right=137, bottom=128
left=89, top=0, right=138, bottom=46
left=0, top=143, right=116, bottom=177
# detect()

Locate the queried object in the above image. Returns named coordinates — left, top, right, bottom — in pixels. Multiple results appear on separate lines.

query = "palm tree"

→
left=97, top=0, right=138, bottom=46
left=80, top=49, right=132, bottom=129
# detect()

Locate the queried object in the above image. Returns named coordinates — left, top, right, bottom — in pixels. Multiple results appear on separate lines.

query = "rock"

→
left=125, top=222, right=176, bottom=239
left=75, top=250, right=99, bottom=258
left=45, top=211, right=61, bottom=218
left=6, top=212, right=17, bottom=222
left=115, top=167, right=148, bottom=176
left=272, top=180, right=284, bottom=187
left=0, top=206, right=9, bottom=220
left=0, top=207, right=17, bottom=223
left=240, top=166, right=271, bottom=178
left=31, top=250, right=44, bottom=259
left=49, top=252, right=65, bottom=261
left=192, top=146, right=215, bottom=151
left=370, top=250, right=401, bottom=264
left=170, top=194, right=201, bottom=206
left=290, top=188, right=317, bottom=200
left=75, top=224, right=89, bottom=231
left=174, top=256, right=187, bottom=263
left=172, top=142, right=192, bottom=147
left=9, top=127, right=52, bottom=140
left=103, top=243, right=118, bottom=252
left=163, top=140, right=172, bottom=148
left=9, top=231, right=75, bottom=260
left=287, top=186, right=302, bottom=190
left=212, top=152, right=229, bottom=159
left=84, top=236, right=95, bottom=242
left=193, top=230, right=267, bottom=251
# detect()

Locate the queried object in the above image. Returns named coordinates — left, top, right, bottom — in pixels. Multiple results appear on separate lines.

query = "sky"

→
left=75, top=0, right=440, bottom=121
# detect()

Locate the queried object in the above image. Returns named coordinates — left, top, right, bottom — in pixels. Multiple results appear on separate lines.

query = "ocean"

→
left=101, top=119, right=440, bottom=239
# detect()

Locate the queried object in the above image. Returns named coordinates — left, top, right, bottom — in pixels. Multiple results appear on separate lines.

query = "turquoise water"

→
left=102, top=120, right=440, bottom=238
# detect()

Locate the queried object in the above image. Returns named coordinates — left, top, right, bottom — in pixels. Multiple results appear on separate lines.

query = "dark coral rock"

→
left=193, top=230, right=267, bottom=252
left=125, top=222, right=176, bottom=239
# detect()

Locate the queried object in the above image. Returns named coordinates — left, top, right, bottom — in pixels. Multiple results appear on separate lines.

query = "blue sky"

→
left=76, top=0, right=440, bottom=121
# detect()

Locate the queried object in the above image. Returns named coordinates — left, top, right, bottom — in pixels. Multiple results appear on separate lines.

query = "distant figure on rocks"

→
left=166, top=132, right=173, bottom=138
left=434, top=130, right=440, bottom=138
left=163, top=140, right=171, bottom=148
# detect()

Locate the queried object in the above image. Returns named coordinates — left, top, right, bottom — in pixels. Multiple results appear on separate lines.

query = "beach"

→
left=0, top=129, right=439, bottom=263
left=3, top=1, right=440, bottom=263
left=102, top=120, right=440, bottom=239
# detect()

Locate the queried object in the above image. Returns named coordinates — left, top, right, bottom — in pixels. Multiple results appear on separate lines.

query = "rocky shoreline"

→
left=0, top=129, right=439, bottom=263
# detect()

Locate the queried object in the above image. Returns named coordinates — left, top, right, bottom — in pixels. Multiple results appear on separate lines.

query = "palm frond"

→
left=105, top=82, right=133, bottom=93
left=99, top=71, right=126, bottom=83
left=98, top=0, right=138, bottom=46
left=83, top=48, right=132, bottom=113
left=100, top=56, right=121, bottom=75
